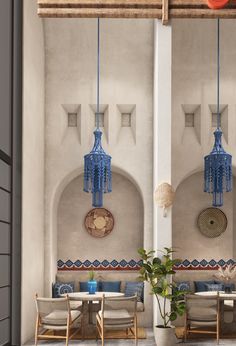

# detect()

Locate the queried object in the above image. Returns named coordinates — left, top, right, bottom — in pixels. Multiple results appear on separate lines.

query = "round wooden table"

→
left=66, top=291, right=124, bottom=301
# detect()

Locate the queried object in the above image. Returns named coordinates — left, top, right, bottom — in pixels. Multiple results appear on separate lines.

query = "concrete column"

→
left=153, top=19, right=172, bottom=327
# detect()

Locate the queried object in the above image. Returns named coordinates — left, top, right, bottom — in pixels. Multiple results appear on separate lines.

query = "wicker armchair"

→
left=184, top=293, right=220, bottom=344
left=35, top=294, right=82, bottom=345
left=96, top=294, right=138, bottom=346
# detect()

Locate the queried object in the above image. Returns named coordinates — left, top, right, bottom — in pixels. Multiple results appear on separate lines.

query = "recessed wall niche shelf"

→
left=61, top=104, right=81, bottom=144
left=209, top=104, right=228, bottom=143
left=90, top=104, right=109, bottom=142
left=68, top=113, right=77, bottom=127
left=182, top=104, right=201, bottom=144
left=117, top=104, right=136, bottom=144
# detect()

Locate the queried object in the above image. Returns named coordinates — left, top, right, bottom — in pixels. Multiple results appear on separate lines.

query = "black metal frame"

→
left=0, top=1, right=22, bottom=345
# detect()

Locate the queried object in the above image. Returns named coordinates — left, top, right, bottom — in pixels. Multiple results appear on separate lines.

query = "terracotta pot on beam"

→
left=207, top=0, right=229, bottom=9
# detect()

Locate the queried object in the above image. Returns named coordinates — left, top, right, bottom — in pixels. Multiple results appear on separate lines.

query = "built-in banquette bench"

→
left=55, top=271, right=152, bottom=327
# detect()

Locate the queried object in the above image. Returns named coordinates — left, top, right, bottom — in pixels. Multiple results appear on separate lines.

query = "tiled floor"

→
left=25, top=328, right=156, bottom=346
left=25, top=329, right=236, bottom=346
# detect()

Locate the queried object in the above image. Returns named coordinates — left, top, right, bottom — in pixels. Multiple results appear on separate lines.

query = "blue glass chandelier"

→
left=204, top=19, right=232, bottom=207
left=84, top=18, right=112, bottom=207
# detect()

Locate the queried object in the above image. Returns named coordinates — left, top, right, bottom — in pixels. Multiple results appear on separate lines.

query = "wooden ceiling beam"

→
left=37, top=8, right=163, bottom=18
left=37, top=0, right=236, bottom=19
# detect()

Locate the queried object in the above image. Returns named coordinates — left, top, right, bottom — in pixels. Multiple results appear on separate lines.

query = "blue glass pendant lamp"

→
left=204, top=19, right=232, bottom=207
left=84, top=18, right=112, bottom=207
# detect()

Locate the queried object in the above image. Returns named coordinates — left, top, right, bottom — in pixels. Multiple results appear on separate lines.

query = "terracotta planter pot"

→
left=207, top=0, right=229, bottom=9
left=154, top=326, right=177, bottom=346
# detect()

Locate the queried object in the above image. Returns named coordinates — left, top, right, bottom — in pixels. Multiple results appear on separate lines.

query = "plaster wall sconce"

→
left=154, top=183, right=175, bottom=217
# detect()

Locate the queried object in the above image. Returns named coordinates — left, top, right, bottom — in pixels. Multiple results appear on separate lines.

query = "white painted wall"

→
left=21, top=1, right=45, bottom=343
left=153, top=20, right=172, bottom=329
left=58, top=172, right=143, bottom=261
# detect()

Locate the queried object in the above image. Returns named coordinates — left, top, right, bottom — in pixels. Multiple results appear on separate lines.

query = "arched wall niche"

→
left=45, top=165, right=145, bottom=293
left=57, top=169, right=144, bottom=263
left=172, top=170, right=236, bottom=262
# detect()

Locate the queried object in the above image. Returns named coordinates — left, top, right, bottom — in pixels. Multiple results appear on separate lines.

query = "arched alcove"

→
left=172, top=171, right=236, bottom=261
left=57, top=171, right=144, bottom=262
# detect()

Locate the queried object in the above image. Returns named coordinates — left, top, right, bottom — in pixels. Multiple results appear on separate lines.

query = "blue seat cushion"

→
left=124, top=281, right=144, bottom=302
left=100, top=281, right=121, bottom=292
left=53, top=282, right=74, bottom=298
left=194, top=281, right=215, bottom=292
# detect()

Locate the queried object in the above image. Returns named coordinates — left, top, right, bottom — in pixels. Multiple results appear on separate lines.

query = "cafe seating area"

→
left=17, top=2, right=236, bottom=346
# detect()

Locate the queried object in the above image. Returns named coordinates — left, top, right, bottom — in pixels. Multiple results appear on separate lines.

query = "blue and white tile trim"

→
left=57, top=258, right=236, bottom=271
left=58, top=259, right=143, bottom=271
left=174, top=259, right=236, bottom=271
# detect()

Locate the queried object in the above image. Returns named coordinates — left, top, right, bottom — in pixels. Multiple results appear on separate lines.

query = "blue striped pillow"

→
left=124, top=282, right=144, bottom=302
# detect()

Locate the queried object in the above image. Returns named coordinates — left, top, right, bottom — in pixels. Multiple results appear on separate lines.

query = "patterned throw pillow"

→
left=206, top=283, right=224, bottom=291
left=194, top=281, right=215, bottom=292
left=215, top=281, right=235, bottom=291
left=53, top=282, right=74, bottom=298
left=124, top=282, right=144, bottom=302
left=176, top=281, right=191, bottom=292
left=100, top=281, right=121, bottom=292
left=174, top=281, right=191, bottom=300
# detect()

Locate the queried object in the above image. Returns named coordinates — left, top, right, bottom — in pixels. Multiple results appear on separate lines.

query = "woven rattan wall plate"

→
left=84, top=208, right=114, bottom=238
left=197, top=207, right=227, bottom=238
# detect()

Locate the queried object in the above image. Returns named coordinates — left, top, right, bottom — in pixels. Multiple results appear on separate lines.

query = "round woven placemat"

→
left=197, top=207, right=227, bottom=238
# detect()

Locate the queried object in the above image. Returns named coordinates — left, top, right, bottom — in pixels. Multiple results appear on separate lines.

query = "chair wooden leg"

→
left=217, top=315, right=220, bottom=345
left=184, top=323, right=188, bottom=343
left=35, top=315, right=39, bottom=346
left=65, top=319, right=70, bottom=346
left=101, top=323, right=104, bottom=346
left=96, top=319, right=98, bottom=341
left=134, top=316, right=138, bottom=345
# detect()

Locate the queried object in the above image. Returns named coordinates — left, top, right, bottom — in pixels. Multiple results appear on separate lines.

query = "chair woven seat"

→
left=188, top=306, right=217, bottom=321
left=42, top=309, right=81, bottom=326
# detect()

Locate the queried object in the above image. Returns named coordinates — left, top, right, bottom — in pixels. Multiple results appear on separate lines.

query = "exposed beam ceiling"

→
left=38, top=0, right=236, bottom=22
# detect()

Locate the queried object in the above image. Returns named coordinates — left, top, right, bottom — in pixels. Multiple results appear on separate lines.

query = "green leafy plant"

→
left=138, top=247, right=187, bottom=328
left=88, top=270, right=95, bottom=281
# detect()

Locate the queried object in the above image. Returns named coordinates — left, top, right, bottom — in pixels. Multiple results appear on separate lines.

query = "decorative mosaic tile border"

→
left=57, top=259, right=142, bottom=271
left=173, top=259, right=236, bottom=271
left=57, top=259, right=236, bottom=271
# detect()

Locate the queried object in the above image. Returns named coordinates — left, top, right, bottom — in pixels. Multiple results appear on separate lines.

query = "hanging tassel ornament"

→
left=204, top=19, right=232, bottom=207
left=84, top=18, right=112, bottom=207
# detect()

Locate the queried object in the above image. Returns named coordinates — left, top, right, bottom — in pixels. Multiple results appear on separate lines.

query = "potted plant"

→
left=87, top=270, right=97, bottom=294
left=214, top=264, right=236, bottom=293
left=138, top=247, right=187, bottom=346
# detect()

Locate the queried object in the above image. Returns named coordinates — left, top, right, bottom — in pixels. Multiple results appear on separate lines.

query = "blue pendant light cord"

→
left=96, top=18, right=100, bottom=129
left=217, top=18, right=220, bottom=129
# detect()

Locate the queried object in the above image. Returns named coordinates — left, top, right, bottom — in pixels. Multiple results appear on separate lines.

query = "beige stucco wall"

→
left=58, top=172, right=143, bottom=261
left=43, top=18, right=154, bottom=309
left=173, top=172, right=234, bottom=260
left=21, top=1, right=45, bottom=344
left=172, top=19, right=236, bottom=189
left=172, top=19, right=236, bottom=262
